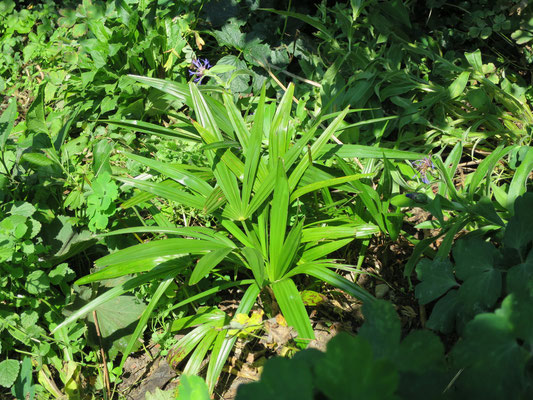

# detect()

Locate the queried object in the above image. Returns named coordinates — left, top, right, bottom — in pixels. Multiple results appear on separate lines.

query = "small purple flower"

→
left=189, top=58, right=211, bottom=84
left=412, top=157, right=434, bottom=184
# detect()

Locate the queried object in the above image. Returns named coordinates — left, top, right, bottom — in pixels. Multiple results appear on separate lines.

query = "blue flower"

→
left=411, top=157, right=434, bottom=184
left=189, top=58, right=211, bottom=84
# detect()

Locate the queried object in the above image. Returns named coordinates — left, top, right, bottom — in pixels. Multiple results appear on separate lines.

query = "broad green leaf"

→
left=316, top=334, right=398, bottom=400
left=505, top=193, right=533, bottom=252
left=501, top=293, right=533, bottom=348
left=448, top=71, right=470, bottom=99
left=189, top=247, right=234, bottom=284
left=271, top=278, right=314, bottom=340
left=506, top=252, right=533, bottom=297
left=458, top=269, right=502, bottom=314
left=52, top=263, right=178, bottom=334
left=0, top=359, right=19, bottom=388
left=175, top=375, right=210, bottom=400
left=451, top=310, right=529, bottom=399
left=453, top=238, right=499, bottom=281
left=26, top=85, right=48, bottom=136
left=415, top=258, right=458, bottom=305
left=464, top=49, right=483, bottom=73
left=426, top=289, right=460, bottom=334
left=87, top=295, right=146, bottom=357
left=236, top=356, right=314, bottom=400
left=119, top=276, right=175, bottom=369
left=396, top=330, right=445, bottom=373
left=21, top=152, right=55, bottom=167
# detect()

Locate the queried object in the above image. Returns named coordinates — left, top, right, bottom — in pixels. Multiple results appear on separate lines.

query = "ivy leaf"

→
left=213, top=19, right=246, bottom=50
left=396, top=330, right=445, bottom=373
left=358, top=299, right=401, bottom=359
left=415, top=258, right=458, bottom=305
left=457, top=269, right=502, bottom=314
left=504, top=193, right=533, bottom=254
left=426, top=289, right=460, bottom=334
left=451, top=309, right=529, bottom=399
left=453, top=238, right=499, bottom=281
left=0, top=359, right=19, bottom=388
left=315, top=333, right=399, bottom=400
left=236, top=356, right=314, bottom=400
left=506, top=250, right=533, bottom=297
left=26, top=270, right=51, bottom=295
left=500, top=293, right=533, bottom=348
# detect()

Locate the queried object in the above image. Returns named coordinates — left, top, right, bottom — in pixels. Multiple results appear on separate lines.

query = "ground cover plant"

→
left=0, top=0, right=532, bottom=399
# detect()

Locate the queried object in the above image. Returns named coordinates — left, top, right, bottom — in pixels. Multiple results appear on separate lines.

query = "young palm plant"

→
left=53, top=78, right=421, bottom=393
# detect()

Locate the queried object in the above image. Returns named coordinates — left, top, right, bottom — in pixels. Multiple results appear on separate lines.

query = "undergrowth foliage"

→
left=0, top=0, right=532, bottom=399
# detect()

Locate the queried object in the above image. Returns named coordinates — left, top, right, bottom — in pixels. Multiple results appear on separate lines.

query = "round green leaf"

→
left=0, top=359, right=20, bottom=388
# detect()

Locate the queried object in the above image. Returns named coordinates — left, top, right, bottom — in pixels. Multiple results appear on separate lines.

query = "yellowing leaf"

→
left=228, top=310, right=264, bottom=338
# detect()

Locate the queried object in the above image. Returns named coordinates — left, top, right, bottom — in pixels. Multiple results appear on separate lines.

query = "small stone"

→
left=375, top=284, right=390, bottom=299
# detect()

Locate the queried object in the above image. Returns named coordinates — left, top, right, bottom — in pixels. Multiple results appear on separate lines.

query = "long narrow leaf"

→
left=205, top=283, right=260, bottom=393
left=51, top=263, right=178, bottom=334
left=289, top=107, right=349, bottom=190
left=102, top=119, right=200, bottom=142
left=276, top=220, right=304, bottom=280
left=287, top=263, right=375, bottom=304
left=116, top=177, right=205, bottom=209
left=269, top=160, right=289, bottom=280
left=95, top=238, right=227, bottom=268
left=119, top=276, right=175, bottom=369
left=123, top=153, right=212, bottom=196
left=320, top=144, right=424, bottom=160
left=271, top=278, right=314, bottom=340
left=76, top=257, right=190, bottom=285
left=189, top=248, right=234, bottom=285
left=290, top=174, right=371, bottom=202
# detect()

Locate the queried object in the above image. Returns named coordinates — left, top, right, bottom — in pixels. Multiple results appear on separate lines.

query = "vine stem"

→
left=93, top=310, right=111, bottom=399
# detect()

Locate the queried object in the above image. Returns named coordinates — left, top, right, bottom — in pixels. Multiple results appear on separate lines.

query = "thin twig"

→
left=261, top=60, right=321, bottom=88
left=256, top=58, right=365, bottom=170
left=93, top=310, right=111, bottom=399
